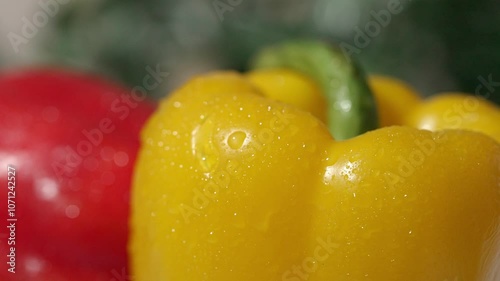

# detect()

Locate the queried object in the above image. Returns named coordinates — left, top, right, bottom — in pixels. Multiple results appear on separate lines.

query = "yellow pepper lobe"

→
left=131, top=72, right=500, bottom=280
left=368, top=75, right=421, bottom=126
left=369, top=76, right=500, bottom=142
left=247, top=68, right=327, bottom=123
left=406, top=93, right=500, bottom=142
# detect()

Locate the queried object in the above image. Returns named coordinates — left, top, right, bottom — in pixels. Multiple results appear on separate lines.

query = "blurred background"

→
left=1, top=0, right=499, bottom=104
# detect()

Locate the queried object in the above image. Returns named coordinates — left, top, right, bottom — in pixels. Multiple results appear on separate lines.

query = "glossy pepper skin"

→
left=406, top=94, right=500, bottom=142
left=0, top=69, right=154, bottom=280
left=367, top=75, right=421, bottom=127
left=131, top=72, right=500, bottom=280
left=247, top=68, right=327, bottom=123
left=369, top=75, right=500, bottom=142
left=251, top=40, right=378, bottom=140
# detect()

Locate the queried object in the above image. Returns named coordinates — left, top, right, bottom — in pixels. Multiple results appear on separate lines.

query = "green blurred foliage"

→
left=354, top=0, right=500, bottom=104
left=37, top=0, right=500, bottom=104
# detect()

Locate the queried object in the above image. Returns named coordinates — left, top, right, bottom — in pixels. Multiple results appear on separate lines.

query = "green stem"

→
left=250, top=40, right=378, bottom=140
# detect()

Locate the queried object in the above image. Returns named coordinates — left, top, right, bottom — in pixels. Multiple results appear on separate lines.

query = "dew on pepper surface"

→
left=114, top=151, right=129, bottom=167
left=65, top=205, right=80, bottom=219
left=35, top=177, right=59, bottom=201
left=227, top=131, right=247, bottom=149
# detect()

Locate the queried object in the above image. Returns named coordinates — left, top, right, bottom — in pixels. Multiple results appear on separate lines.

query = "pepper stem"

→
left=250, top=40, right=378, bottom=140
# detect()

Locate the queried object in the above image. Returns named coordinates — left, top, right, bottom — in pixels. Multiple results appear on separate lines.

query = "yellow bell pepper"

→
left=246, top=68, right=327, bottom=123
left=369, top=75, right=500, bottom=142
left=131, top=71, right=500, bottom=280
left=249, top=40, right=378, bottom=141
left=367, top=75, right=421, bottom=127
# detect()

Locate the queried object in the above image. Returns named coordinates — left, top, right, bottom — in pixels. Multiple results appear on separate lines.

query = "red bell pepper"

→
left=0, top=69, right=155, bottom=281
